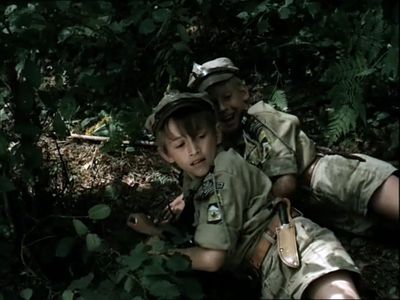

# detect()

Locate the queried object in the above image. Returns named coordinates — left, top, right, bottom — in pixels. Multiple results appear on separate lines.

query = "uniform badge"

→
left=207, top=203, right=222, bottom=224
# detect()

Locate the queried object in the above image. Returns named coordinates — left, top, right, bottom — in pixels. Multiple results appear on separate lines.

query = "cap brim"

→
left=197, top=73, right=235, bottom=91
left=154, top=98, right=213, bottom=133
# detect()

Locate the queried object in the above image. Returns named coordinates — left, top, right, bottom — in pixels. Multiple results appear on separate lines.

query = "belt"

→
left=249, top=207, right=301, bottom=270
left=302, top=156, right=321, bottom=187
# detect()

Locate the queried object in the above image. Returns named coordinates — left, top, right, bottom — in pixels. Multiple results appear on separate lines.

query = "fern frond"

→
left=321, top=54, right=373, bottom=83
left=358, top=9, right=385, bottom=62
left=269, top=89, right=288, bottom=111
left=326, top=105, right=357, bottom=144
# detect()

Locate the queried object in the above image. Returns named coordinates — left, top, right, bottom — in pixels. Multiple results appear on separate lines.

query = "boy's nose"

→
left=187, top=140, right=199, bottom=156
left=218, top=101, right=227, bottom=112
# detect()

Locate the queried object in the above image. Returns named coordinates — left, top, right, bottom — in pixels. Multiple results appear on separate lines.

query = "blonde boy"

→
left=128, top=91, right=361, bottom=299
left=187, top=57, right=399, bottom=235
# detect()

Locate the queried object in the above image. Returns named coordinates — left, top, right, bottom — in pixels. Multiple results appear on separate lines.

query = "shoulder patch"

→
left=207, top=202, right=222, bottom=224
left=198, top=180, right=224, bottom=200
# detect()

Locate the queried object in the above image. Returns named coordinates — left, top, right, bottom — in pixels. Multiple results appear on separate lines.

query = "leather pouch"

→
left=276, top=222, right=300, bottom=268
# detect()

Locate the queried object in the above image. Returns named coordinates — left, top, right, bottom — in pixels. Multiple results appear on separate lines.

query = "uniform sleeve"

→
left=258, top=111, right=299, bottom=177
left=193, top=172, right=244, bottom=251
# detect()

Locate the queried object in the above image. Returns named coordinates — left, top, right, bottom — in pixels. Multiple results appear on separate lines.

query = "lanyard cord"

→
left=211, top=171, right=233, bottom=254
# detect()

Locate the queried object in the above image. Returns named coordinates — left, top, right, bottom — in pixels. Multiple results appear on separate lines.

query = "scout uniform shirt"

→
left=182, top=148, right=274, bottom=268
left=239, top=101, right=316, bottom=178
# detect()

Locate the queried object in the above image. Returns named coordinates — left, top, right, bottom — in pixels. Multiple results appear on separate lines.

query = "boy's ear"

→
left=216, top=123, right=222, bottom=144
left=158, top=147, right=175, bottom=164
left=239, top=84, right=250, bottom=106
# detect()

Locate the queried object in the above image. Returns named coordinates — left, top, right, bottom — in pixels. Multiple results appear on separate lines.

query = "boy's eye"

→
left=175, top=142, right=184, bottom=148
left=223, top=94, right=231, bottom=100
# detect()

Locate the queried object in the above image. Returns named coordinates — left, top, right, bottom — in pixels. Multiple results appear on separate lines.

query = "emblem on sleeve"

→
left=207, top=203, right=222, bottom=224
left=199, top=180, right=224, bottom=200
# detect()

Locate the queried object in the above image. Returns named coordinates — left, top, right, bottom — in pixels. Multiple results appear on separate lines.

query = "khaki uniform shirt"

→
left=182, top=148, right=274, bottom=268
left=238, top=101, right=316, bottom=177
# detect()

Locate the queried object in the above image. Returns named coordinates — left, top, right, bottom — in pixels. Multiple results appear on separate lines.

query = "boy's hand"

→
left=157, top=193, right=185, bottom=224
left=127, top=213, right=162, bottom=236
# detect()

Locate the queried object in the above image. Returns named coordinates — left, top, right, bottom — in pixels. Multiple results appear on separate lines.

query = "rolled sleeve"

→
left=263, top=156, right=298, bottom=177
left=194, top=223, right=235, bottom=250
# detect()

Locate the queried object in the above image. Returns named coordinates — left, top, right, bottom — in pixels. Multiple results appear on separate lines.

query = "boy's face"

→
left=159, top=118, right=220, bottom=179
left=207, top=81, right=249, bottom=135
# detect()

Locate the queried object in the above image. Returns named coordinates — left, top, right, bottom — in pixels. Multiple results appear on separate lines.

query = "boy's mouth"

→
left=220, top=113, right=235, bottom=123
left=191, top=158, right=206, bottom=166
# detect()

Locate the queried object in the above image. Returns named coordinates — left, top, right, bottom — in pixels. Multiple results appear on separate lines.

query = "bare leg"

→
left=369, top=175, right=399, bottom=222
left=304, top=270, right=360, bottom=299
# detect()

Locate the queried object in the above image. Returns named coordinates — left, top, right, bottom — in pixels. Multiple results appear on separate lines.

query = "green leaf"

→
left=148, top=280, right=180, bottom=299
left=86, top=233, right=102, bottom=252
left=172, top=42, right=191, bottom=52
left=166, top=254, right=190, bottom=272
left=139, top=19, right=156, bottom=35
left=20, top=289, right=33, bottom=300
left=269, top=90, right=288, bottom=111
left=88, top=204, right=111, bottom=220
left=278, top=7, right=290, bottom=19
left=177, top=24, right=190, bottom=42
left=143, top=258, right=168, bottom=276
left=53, top=112, right=69, bottom=138
left=305, top=2, right=321, bottom=18
left=236, top=11, right=249, bottom=21
left=257, top=19, right=269, bottom=33
left=62, top=290, right=74, bottom=300
left=0, top=133, right=9, bottom=156
left=152, top=8, right=170, bottom=23
left=123, top=277, right=134, bottom=293
left=5, top=4, right=17, bottom=16
left=178, top=278, right=203, bottom=299
left=22, top=60, right=42, bottom=88
left=59, top=94, right=78, bottom=121
left=0, top=176, right=15, bottom=192
left=56, top=1, right=70, bottom=12
left=120, top=252, right=147, bottom=271
left=72, top=219, right=89, bottom=236
left=56, top=237, right=76, bottom=258
left=68, top=273, right=94, bottom=290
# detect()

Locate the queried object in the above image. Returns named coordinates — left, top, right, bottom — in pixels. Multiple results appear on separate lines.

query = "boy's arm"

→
left=272, top=174, right=297, bottom=199
left=174, top=247, right=226, bottom=272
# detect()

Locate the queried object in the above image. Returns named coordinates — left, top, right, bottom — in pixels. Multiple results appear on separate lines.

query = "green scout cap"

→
left=187, top=57, right=239, bottom=92
left=145, top=91, right=215, bottom=134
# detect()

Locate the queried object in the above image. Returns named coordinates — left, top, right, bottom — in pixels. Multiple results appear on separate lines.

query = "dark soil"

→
left=38, top=134, right=399, bottom=299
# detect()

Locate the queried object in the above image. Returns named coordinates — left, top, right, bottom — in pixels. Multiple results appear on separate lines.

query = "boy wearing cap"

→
left=128, top=91, right=361, bottom=299
left=187, top=57, right=399, bottom=235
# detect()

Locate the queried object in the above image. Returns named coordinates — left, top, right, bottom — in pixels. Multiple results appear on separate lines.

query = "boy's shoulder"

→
left=213, top=148, right=256, bottom=174
left=248, top=100, right=300, bottom=126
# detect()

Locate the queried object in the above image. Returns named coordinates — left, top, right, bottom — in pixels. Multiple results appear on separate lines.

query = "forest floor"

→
left=39, top=128, right=399, bottom=299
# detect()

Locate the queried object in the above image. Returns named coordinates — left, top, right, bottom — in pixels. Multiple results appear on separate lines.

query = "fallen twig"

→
left=68, top=133, right=155, bottom=147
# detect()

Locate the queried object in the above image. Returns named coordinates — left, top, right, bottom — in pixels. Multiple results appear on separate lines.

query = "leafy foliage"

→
left=0, top=0, right=398, bottom=299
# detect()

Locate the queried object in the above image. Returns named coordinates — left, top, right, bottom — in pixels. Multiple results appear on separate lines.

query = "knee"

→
left=304, top=271, right=360, bottom=299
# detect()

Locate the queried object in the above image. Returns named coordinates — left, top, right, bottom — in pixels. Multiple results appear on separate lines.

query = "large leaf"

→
left=86, top=233, right=102, bottom=252
left=55, top=237, right=76, bottom=258
left=166, top=254, right=190, bottom=272
left=0, top=176, right=15, bottom=192
left=88, top=204, right=111, bottom=220
left=139, top=19, right=156, bottom=35
left=68, top=273, right=94, bottom=290
left=62, top=290, right=74, bottom=300
left=20, top=289, right=33, bottom=300
left=59, top=94, right=78, bottom=121
left=148, top=280, right=180, bottom=299
left=72, top=219, right=89, bottom=236
left=22, top=60, right=42, bottom=88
